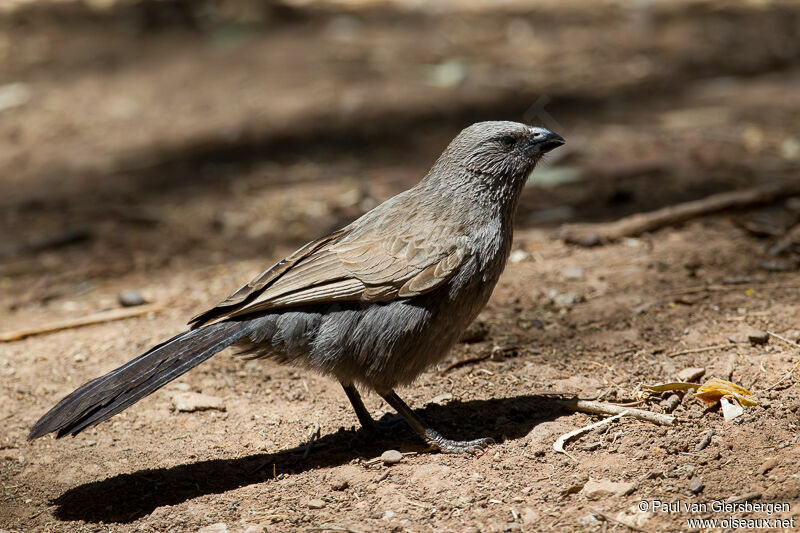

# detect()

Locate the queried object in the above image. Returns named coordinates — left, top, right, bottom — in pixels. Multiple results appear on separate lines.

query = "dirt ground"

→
left=1, top=1, right=800, bottom=532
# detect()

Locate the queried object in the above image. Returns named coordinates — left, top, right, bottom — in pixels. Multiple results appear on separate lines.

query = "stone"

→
left=581, top=478, right=636, bottom=500
left=118, top=290, right=146, bottom=307
left=578, top=512, right=601, bottom=527
left=689, top=476, right=704, bottom=494
left=676, top=367, right=705, bottom=382
left=170, top=392, right=225, bottom=413
left=562, top=265, right=584, bottom=280
left=307, top=499, right=326, bottom=509
left=520, top=507, right=539, bottom=525
left=380, top=449, right=404, bottom=465
left=329, top=475, right=350, bottom=491
left=748, top=332, right=769, bottom=345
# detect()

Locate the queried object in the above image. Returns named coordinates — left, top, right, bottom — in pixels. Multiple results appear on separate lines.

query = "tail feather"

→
left=28, top=321, right=249, bottom=440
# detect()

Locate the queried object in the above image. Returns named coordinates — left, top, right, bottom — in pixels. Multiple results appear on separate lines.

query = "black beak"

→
left=527, top=127, right=565, bottom=156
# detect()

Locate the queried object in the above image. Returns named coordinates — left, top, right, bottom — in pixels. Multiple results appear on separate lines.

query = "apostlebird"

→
left=29, top=121, right=564, bottom=453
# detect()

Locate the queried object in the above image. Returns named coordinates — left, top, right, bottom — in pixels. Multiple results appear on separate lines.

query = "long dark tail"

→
left=29, top=321, right=250, bottom=440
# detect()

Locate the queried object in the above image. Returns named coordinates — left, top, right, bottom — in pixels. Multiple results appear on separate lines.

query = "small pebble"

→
left=689, top=476, right=704, bottom=494
left=170, top=392, right=225, bottom=412
left=562, top=265, right=584, bottom=280
left=307, top=499, right=326, bottom=509
left=748, top=332, right=769, bottom=345
left=329, top=477, right=349, bottom=491
left=118, top=290, right=146, bottom=307
left=676, top=367, right=705, bottom=382
left=380, top=449, right=403, bottom=465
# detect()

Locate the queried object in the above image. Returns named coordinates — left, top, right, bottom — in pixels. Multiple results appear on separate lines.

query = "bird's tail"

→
left=28, top=321, right=250, bottom=440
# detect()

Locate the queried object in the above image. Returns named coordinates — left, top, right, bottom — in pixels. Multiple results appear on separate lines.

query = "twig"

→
left=666, top=343, right=733, bottom=357
left=0, top=304, right=164, bottom=342
left=303, top=421, right=321, bottom=459
left=726, top=491, right=762, bottom=504
left=560, top=183, right=800, bottom=245
left=767, top=330, right=800, bottom=349
left=438, top=345, right=523, bottom=375
left=438, top=353, right=491, bottom=375
left=556, top=399, right=675, bottom=426
left=590, top=508, right=651, bottom=533
left=554, top=411, right=627, bottom=460
left=762, top=331, right=800, bottom=391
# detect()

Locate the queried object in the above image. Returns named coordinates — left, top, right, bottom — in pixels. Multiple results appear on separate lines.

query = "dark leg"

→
left=341, top=382, right=377, bottom=432
left=380, top=390, right=494, bottom=454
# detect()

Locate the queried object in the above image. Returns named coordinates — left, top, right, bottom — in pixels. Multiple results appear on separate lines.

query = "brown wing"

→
left=188, top=230, right=346, bottom=327
left=189, top=230, right=468, bottom=327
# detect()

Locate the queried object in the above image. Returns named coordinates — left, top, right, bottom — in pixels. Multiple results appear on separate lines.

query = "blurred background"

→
left=1, top=0, right=798, bottom=301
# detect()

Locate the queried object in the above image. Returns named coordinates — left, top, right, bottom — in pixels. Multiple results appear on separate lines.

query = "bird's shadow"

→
left=52, top=394, right=565, bottom=523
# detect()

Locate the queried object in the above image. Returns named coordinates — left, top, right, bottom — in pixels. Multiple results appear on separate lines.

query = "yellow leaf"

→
left=694, top=378, right=757, bottom=407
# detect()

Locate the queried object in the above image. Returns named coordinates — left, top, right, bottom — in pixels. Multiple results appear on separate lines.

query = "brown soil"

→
left=1, top=1, right=799, bottom=532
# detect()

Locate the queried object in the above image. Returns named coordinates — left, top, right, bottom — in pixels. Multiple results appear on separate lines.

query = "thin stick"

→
left=438, top=352, right=491, bottom=375
left=560, top=183, right=800, bottom=244
left=666, top=343, right=733, bottom=358
left=0, top=304, right=164, bottom=342
left=762, top=331, right=800, bottom=391
left=556, top=399, right=675, bottom=426
left=554, top=411, right=627, bottom=460
left=767, top=331, right=800, bottom=349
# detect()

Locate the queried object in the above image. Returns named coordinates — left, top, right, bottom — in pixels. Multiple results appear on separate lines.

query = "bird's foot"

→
left=424, top=429, right=494, bottom=455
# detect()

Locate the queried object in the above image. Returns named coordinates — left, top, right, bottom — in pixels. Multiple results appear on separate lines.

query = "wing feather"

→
left=190, top=227, right=470, bottom=326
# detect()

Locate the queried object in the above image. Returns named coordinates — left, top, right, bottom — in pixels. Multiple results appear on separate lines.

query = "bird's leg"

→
left=341, top=382, right=378, bottom=432
left=379, top=390, right=494, bottom=454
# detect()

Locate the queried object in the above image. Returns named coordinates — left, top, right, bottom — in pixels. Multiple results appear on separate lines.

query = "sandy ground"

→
left=1, top=1, right=800, bottom=531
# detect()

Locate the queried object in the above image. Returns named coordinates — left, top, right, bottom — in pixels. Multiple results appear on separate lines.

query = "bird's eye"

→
left=499, top=136, right=516, bottom=149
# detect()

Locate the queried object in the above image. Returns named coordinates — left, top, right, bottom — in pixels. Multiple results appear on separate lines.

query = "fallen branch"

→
left=556, top=398, right=675, bottom=426
left=0, top=304, right=163, bottom=342
left=559, top=183, right=800, bottom=245
left=554, top=411, right=627, bottom=460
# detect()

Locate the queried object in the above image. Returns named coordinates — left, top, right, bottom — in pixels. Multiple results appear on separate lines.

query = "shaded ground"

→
left=1, top=1, right=799, bottom=531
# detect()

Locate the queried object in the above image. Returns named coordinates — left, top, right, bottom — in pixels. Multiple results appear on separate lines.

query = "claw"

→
left=425, top=430, right=495, bottom=455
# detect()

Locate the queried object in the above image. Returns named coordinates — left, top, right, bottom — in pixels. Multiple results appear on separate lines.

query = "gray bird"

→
left=29, top=121, right=564, bottom=453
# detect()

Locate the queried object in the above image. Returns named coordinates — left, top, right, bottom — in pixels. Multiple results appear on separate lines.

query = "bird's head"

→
left=427, top=121, right=565, bottom=196
left=458, top=120, right=564, bottom=176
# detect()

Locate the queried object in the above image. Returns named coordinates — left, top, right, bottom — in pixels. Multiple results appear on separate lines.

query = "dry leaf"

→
left=643, top=382, right=702, bottom=393
left=694, top=378, right=757, bottom=407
